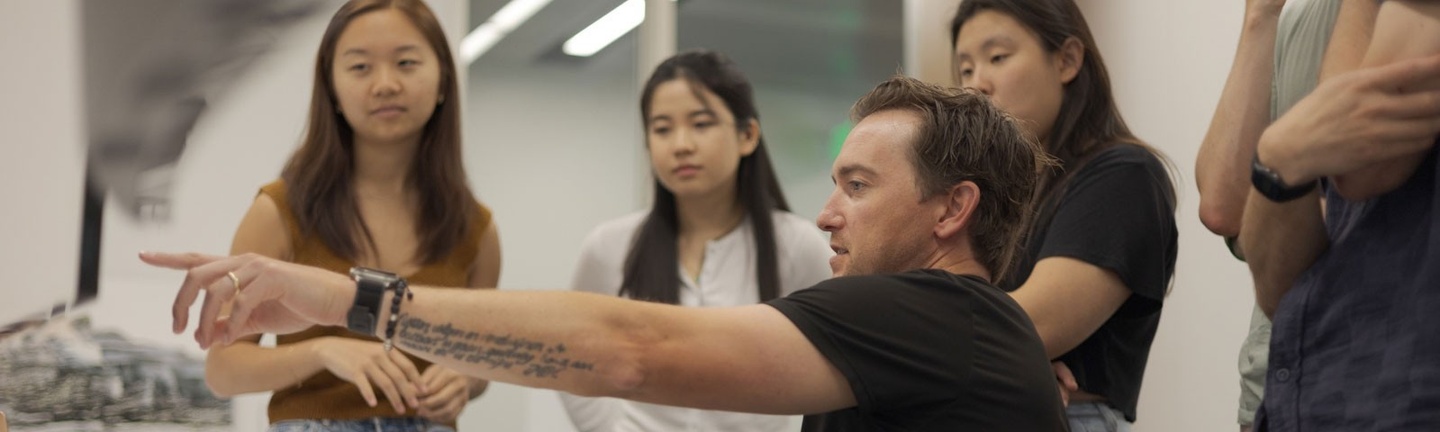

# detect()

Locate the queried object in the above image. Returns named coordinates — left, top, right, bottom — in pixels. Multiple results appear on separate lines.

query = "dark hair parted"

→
left=951, top=0, right=1176, bottom=286
left=950, top=0, right=1171, bottom=191
left=621, top=49, right=791, bottom=304
left=281, top=0, right=475, bottom=264
left=851, top=75, right=1054, bottom=284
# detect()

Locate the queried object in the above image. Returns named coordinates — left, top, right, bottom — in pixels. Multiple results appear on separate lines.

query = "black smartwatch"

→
left=346, top=267, right=403, bottom=336
left=1251, top=154, right=1317, bottom=203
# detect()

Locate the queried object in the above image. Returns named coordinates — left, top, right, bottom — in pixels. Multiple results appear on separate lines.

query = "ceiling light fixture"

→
left=460, top=0, right=553, bottom=64
left=562, top=0, right=674, bottom=57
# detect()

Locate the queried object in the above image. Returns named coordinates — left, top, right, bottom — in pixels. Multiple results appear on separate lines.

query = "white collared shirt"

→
left=560, top=210, right=834, bottom=432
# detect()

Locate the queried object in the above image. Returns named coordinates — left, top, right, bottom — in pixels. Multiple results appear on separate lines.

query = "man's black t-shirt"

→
left=767, top=269, right=1066, bottom=431
left=1003, top=143, right=1178, bottom=422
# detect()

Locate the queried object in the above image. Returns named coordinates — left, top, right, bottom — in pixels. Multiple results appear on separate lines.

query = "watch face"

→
left=346, top=267, right=393, bottom=336
left=351, top=267, right=398, bottom=281
left=1252, top=157, right=1316, bottom=203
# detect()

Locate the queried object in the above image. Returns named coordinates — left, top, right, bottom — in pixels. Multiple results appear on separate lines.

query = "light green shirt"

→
left=1238, top=0, right=1340, bottom=426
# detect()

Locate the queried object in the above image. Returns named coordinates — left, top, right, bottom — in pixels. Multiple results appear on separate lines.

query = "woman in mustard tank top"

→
left=205, top=1, right=502, bottom=431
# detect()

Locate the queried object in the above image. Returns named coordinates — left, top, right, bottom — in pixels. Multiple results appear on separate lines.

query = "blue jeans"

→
left=1067, top=402, right=1132, bottom=432
left=269, top=417, right=456, bottom=432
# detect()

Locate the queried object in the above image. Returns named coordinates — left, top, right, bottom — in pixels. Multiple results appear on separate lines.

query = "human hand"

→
left=416, top=365, right=471, bottom=423
left=1053, top=361, right=1078, bottom=407
left=141, top=251, right=355, bottom=349
left=316, top=337, right=423, bottom=413
left=1258, top=54, right=1440, bottom=185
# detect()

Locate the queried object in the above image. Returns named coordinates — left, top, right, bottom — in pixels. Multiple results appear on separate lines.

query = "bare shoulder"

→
left=578, top=211, right=649, bottom=259
left=231, top=192, right=291, bottom=259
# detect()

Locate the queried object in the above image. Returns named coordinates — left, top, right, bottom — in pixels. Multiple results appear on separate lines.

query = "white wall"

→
left=0, top=0, right=87, bottom=326
left=904, top=0, right=963, bottom=86
left=457, top=58, right=644, bottom=432
left=1077, top=2, right=1258, bottom=431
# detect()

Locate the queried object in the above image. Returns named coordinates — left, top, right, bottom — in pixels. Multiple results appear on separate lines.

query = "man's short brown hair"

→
left=851, top=75, right=1052, bottom=283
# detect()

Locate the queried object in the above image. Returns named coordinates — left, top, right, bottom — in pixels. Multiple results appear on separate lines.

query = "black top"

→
left=767, top=269, right=1066, bottom=432
left=1001, top=144, right=1177, bottom=422
left=1259, top=147, right=1440, bottom=431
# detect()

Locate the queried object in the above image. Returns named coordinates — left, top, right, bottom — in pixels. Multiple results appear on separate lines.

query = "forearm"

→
left=1008, top=258, right=1131, bottom=360
left=374, top=288, right=656, bottom=399
left=1197, top=12, right=1280, bottom=236
left=204, top=338, right=327, bottom=397
left=1332, top=0, right=1440, bottom=199
left=1235, top=0, right=1388, bottom=314
left=1239, top=186, right=1327, bottom=317
left=1012, top=292, right=1100, bottom=360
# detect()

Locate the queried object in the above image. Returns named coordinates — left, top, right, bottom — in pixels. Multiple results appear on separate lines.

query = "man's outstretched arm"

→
left=379, top=288, right=855, bottom=414
left=148, top=252, right=855, bottom=415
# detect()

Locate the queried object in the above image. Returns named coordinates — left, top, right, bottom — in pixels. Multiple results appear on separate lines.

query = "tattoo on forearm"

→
left=394, top=314, right=595, bottom=379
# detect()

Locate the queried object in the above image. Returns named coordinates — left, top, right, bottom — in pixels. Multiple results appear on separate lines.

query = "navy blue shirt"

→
left=1260, top=147, right=1440, bottom=431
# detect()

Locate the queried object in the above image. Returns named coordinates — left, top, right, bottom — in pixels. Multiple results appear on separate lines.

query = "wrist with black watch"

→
left=1251, top=153, right=1318, bottom=203
left=345, top=267, right=412, bottom=351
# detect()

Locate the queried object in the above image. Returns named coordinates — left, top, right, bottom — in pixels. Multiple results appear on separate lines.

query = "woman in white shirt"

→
left=560, top=49, right=834, bottom=432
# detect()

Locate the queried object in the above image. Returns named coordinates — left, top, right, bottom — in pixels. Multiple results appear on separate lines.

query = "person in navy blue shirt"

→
left=1240, top=1, right=1440, bottom=430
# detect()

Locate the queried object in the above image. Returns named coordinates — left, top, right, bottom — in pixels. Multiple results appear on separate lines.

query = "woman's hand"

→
left=1053, top=361, right=1078, bottom=407
left=416, top=365, right=471, bottom=423
left=1257, top=54, right=1440, bottom=186
left=315, top=336, right=423, bottom=413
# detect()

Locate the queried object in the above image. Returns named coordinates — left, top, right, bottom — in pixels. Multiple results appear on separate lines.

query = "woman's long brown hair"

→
left=282, top=0, right=476, bottom=264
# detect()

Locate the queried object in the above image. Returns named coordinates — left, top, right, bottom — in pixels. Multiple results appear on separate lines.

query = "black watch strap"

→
left=346, top=267, right=397, bottom=336
left=1251, top=154, right=1317, bottom=203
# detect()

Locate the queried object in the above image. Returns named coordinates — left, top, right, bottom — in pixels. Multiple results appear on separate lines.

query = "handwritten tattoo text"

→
left=394, top=314, right=596, bottom=379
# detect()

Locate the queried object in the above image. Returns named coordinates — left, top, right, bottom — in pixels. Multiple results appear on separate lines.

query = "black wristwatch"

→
left=1251, top=154, right=1317, bottom=203
left=346, top=267, right=403, bottom=336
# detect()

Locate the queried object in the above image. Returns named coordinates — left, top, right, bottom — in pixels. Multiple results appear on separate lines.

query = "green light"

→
left=828, top=120, right=854, bottom=160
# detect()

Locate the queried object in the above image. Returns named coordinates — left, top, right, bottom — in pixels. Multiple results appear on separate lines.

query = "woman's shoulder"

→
left=258, top=178, right=288, bottom=199
left=582, top=211, right=649, bottom=250
left=1086, top=142, right=1166, bottom=169
left=253, top=178, right=297, bottom=218
left=1066, top=142, right=1173, bottom=188
left=467, top=195, right=494, bottom=230
left=595, top=211, right=649, bottom=234
left=766, top=210, right=832, bottom=264
left=1052, top=143, right=1176, bottom=209
left=768, top=210, right=822, bottom=237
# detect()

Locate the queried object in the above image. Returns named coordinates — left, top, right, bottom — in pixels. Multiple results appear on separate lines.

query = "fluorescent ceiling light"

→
left=563, top=0, right=675, bottom=57
left=460, top=0, right=553, bottom=64
left=459, top=24, right=505, bottom=63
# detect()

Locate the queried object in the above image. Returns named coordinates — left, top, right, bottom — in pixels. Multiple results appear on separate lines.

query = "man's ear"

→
left=739, top=118, right=760, bottom=156
left=1056, top=36, right=1084, bottom=85
left=935, top=181, right=981, bottom=240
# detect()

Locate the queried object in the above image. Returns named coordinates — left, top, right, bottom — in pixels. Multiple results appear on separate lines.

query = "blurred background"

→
left=0, top=0, right=1253, bottom=430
